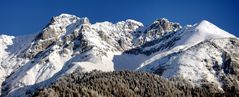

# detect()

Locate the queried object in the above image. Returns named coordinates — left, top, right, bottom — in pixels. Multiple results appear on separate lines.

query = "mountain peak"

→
left=0, top=34, right=14, bottom=46
left=195, top=20, right=235, bottom=38
left=198, top=20, right=210, bottom=25
left=115, top=19, right=144, bottom=32
left=142, top=18, right=181, bottom=42
left=79, top=17, right=91, bottom=25
left=196, top=20, right=217, bottom=30
left=39, top=14, right=90, bottom=40
left=54, top=13, right=79, bottom=19
left=125, top=19, right=144, bottom=27
left=174, top=20, right=235, bottom=47
left=150, top=18, right=182, bottom=32
left=154, top=18, right=169, bottom=24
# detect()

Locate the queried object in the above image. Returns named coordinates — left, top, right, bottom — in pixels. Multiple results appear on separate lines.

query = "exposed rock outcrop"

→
left=144, top=18, right=181, bottom=41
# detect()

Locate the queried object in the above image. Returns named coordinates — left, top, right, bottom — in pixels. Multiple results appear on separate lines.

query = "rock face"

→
left=22, top=14, right=82, bottom=58
left=144, top=18, right=181, bottom=41
left=0, top=13, right=238, bottom=96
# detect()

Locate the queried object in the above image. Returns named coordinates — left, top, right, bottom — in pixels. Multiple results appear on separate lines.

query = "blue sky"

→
left=0, top=0, right=238, bottom=36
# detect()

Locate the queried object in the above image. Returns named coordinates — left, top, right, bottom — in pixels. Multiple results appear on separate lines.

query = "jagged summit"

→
left=55, top=13, right=78, bottom=18
left=143, top=18, right=181, bottom=42
left=151, top=18, right=181, bottom=31
left=50, top=13, right=90, bottom=25
left=0, top=14, right=238, bottom=96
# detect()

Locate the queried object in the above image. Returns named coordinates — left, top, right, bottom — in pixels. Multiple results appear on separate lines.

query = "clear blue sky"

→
left=0, top=0, right=238, bottom=36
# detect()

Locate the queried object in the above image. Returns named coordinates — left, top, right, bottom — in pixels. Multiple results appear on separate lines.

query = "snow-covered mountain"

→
left=0, top=13, right=238, bottom=96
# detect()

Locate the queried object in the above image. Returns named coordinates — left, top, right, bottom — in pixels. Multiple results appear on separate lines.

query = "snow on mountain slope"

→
left=0, top=14, right=147, bottom=96
left=0, top=35, right=14, bottom=92
left=176, top=20, right=235, bottom=46
left=0, top=34, right=36, bottom=73
left=0, top=13, right=238, bottom=96
left=0, top=34, right=36, bottom=95
left=138, top=38, right=239, bottom=89
left=0, top=35, right=14, bottom=63
left=136, top=20, right=236, bottom=69
left=135, top=20, right=237, bottom=89
left=134, top=20, right=237, bottom=87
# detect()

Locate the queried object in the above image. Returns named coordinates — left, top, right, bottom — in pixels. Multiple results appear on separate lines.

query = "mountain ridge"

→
left=0, top=13, right=238, bottom=96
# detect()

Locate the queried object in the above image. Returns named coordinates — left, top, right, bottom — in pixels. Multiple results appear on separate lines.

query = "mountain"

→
left=0, top=13, right=238, bottom=96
